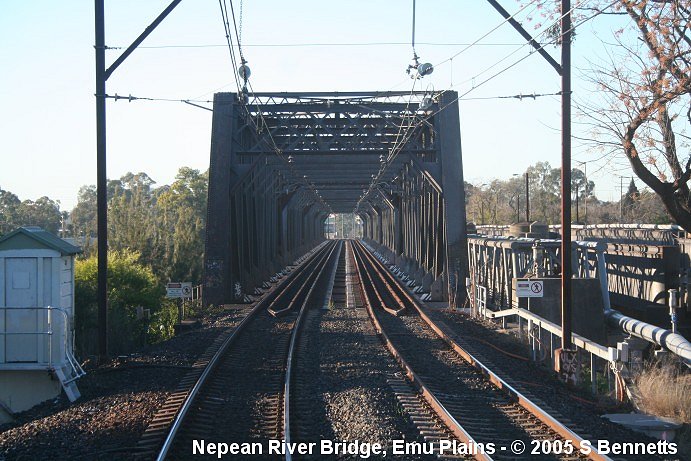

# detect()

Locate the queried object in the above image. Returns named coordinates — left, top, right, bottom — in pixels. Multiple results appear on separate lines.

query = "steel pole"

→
left=575, top=184, right=579, bottom=222
left=95, top=0, right=108, bottom=361
left=560, top=0, right=572, bottom=350
left=525, top=172, right=530, bottom=222
left=620, top=176, right=624, bottom=221
left=583, top=161, right=587, bottom=224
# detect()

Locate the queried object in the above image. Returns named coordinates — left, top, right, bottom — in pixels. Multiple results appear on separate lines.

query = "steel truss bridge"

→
left=203, top=91, right=468, bottom=306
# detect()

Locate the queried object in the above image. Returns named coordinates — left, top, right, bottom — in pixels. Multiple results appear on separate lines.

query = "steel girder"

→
left=204, top=91, right=468, bottom=306
left=359, top=91, right=469, bottom=303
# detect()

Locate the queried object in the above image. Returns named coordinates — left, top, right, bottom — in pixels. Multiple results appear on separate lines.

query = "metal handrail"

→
left=0, top=306, right=85, bottom=379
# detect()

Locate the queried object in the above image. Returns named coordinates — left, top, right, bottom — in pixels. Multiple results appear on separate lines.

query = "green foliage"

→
left=465, top=161, right=672, bottom=226
left=148, top=299, right=178, bottom=344
left=74, top=249, right=172, bottom=356
left=0, top=188, right=61, bottom=237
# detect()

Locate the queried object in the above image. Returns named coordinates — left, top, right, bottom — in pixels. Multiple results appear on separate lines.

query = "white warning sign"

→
left=516, top=280, right=544, bottom=298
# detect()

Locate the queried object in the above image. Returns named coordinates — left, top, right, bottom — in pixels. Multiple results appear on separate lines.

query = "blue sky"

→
left=0, top=1, right=633, bottom=210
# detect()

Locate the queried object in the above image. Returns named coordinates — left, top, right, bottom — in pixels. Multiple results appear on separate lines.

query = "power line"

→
left=359, top=1, right=611, bottom=208
left=104, top=93, right=213, bottom=110
left=218, top=0, right=243, bottom=94
left=214, top=0, right=332, bottom=212
left=420, top=1, right=616, bottom=130
left=105, top=41, right=528, bottom=50
left=435, top=0, right=541, bottom=68
left=459, top=91, right=563, bottom=101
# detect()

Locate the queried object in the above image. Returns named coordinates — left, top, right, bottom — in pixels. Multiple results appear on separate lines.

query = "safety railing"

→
left=0, top=306, right=85, bottom=382
left=468, top=236, right=691, bottom=399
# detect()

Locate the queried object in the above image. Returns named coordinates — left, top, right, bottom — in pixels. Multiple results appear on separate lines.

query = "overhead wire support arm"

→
left=485, top=0, right=562, bottom=76
left=104, top=0, right=184, bottom=81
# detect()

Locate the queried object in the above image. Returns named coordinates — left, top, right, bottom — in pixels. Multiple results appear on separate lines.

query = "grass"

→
left=635, top=358, right=691, bottom=423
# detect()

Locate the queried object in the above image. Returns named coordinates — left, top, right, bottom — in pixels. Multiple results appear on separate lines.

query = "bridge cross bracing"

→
left=204, top=91, right=469, bottom=307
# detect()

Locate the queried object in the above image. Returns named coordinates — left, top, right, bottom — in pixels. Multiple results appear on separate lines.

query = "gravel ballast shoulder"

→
left=0, top=305, right=252, bottom=461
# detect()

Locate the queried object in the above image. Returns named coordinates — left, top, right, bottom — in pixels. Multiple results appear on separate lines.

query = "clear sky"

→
left=0, top=0, right=633, bottom=211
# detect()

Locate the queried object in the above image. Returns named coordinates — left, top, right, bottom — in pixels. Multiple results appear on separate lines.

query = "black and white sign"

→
left=167, top=282, right=193, bottom=299
left=516, top=280, right=544, bottom=298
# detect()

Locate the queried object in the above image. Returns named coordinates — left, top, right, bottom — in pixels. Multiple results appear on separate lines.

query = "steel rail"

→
left=350, top=241, right=492, bottom=460
left=284, top=240, right=341, bottom=461
left=155, top=241, right=335, bottom=461
left=267, top=245, right=332, bottom=315
left=269, top=242, right=337, bottom=317
left=357, top=240, right=613, bottom=461
left=352, top=244, right=405, bottom=316
left=356, top=240, right=420, bottom=309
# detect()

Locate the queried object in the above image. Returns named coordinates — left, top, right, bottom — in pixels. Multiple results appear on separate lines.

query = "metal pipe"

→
left=604, top=309, right=691, bottom=367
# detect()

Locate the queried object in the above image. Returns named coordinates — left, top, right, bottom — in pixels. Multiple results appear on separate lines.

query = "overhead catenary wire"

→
left=104, top=93, right=214, bottom=111
left=216, top=1, right=331, bottom=212
left=228, top=0, right=245, bottom=64
left=218, top=0, right=243, bottom=94
left=385, top=0, right=544, bottom=93
left=359, top=0, right=573, bottom=209
left=359, top=1, right=613, bottom=209
left=105, top=41, right=529, bottom=49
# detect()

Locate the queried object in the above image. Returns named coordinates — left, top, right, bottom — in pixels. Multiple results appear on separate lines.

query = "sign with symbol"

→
left=167, top=282, right=193, bottom=299
left=516, top=279, right=544, bottom=298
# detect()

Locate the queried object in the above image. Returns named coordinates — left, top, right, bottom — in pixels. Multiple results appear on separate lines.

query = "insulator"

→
left=238, top=64, right=251, bottom=81
left=417, top=62, right=434, bottom=77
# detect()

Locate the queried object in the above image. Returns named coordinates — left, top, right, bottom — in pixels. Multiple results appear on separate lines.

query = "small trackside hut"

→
left=0, top=227, right=85, bottom=423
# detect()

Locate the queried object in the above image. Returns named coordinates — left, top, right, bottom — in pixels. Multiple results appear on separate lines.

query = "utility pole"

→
left=575, top=184, right=579, bottom=222
left=525, top=171, right=530, bottom=222
left=582, top=161, right=588, bottom=224
left=95, top=0, right=108, bottom=362
left=557, top=0, right=576, bottom=384
left=94, top=0, right=183, bottom=362
left=485, top=0, right=575, bottom=384
left=620, top=176, right=624, bottom=221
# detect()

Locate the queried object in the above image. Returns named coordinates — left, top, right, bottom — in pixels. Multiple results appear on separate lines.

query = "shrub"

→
left=74, top=250, right=167, bottom=356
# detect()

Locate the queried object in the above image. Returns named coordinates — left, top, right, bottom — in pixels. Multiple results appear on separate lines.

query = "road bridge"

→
left=203, top=91, right=468, bottom=306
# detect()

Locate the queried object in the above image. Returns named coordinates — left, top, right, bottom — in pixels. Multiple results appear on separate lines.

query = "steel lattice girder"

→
left=204, top=91, right=469, bottom=306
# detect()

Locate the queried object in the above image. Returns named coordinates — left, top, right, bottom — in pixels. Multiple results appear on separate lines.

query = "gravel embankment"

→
left=0, top=305, right=251, bottom=461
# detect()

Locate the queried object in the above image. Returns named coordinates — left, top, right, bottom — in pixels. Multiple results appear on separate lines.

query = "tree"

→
left=0, top=188, right=21, bottom=236
left=108, top=172, right=159, bottom=268
left=622, top=177, right=641, bottom=220
left=70, top=185, right=97, bottom=251
left=16, top=196, right=61, bottom=234
left=155, top=168, right=208, bottom=283
left=74, top=249, right=167, bottom=355
left=578, top=0, right=691, bottom=229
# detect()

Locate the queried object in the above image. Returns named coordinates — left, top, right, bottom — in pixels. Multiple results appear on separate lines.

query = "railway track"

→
left=147, top=240, right=339, bottom=460
left=143, top=238, right=623, bottom=461
left=351, top=239, right=611, bottom=461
